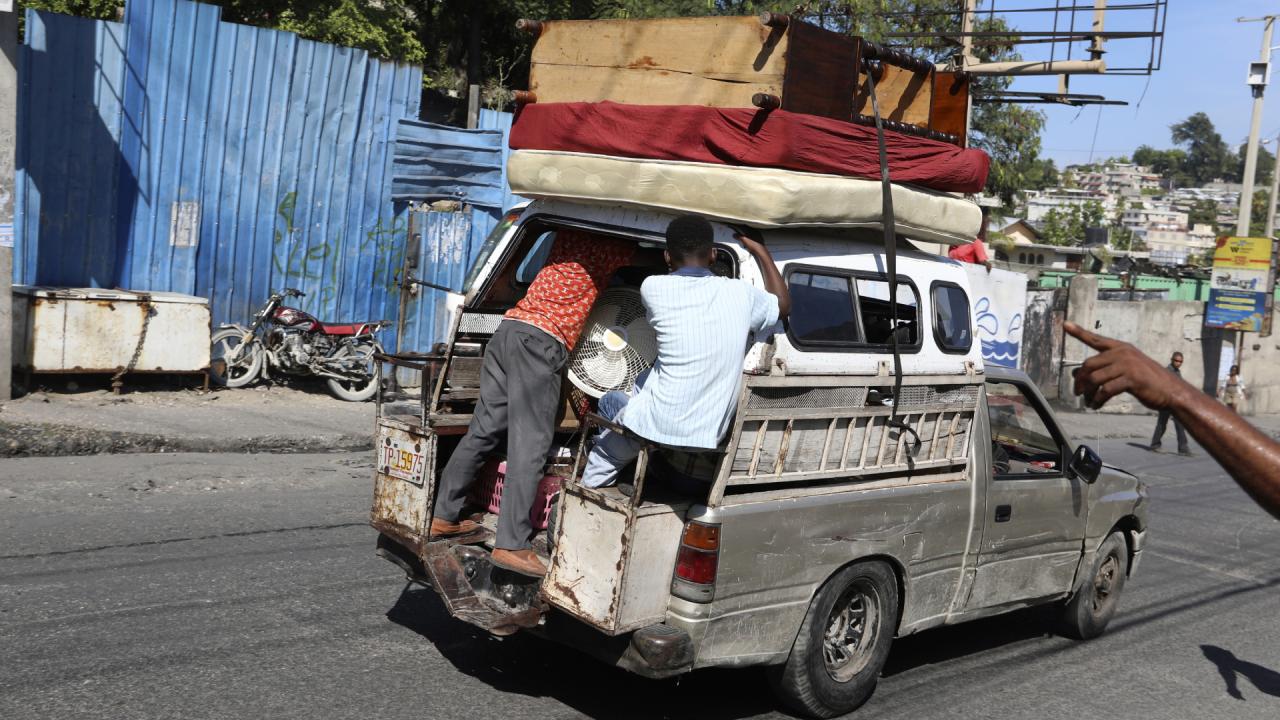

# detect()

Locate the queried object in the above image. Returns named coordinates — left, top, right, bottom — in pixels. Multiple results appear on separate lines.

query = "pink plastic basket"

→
left=472, top=459, right=562, bottom=530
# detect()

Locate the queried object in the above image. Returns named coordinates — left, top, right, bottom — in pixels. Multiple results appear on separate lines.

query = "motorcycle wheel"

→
left=209, top=328, right=264, bottom=388
left=325, top=342, right=380, bottom=402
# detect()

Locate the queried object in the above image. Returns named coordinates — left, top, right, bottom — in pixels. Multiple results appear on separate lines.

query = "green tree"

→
left=1132, top=144, right=1188, bottom=187
left=1039, top=200, right=1104, bottom=247
left=1170, top=112, right=1233, bottom=186
left=1228, top=142, right=1275, bottom=189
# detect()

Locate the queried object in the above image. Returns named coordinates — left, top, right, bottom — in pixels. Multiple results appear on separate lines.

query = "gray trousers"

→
left=1151, top=409, right=1188, bottom=452
left=436, top=321, right=567, bottom=550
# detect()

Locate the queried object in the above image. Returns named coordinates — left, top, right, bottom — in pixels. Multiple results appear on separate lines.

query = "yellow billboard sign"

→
left=1212, top=236, right=1272, bottom=270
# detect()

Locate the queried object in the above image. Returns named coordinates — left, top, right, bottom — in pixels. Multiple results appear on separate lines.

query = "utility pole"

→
left=1236, top=15, right=1277, bottom=237
left=1267, top=132, right=1280, bottom=238
left=0, top=3, right=16, bottom=402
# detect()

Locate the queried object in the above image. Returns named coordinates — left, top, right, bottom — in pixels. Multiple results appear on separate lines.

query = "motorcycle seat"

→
left=318, top=321, right=383, bottom=336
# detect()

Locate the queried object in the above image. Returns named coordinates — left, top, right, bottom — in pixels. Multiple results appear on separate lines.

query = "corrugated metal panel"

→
left=390, top=118, right=505, bottom=209
left=16, top=0, right=422, bottom=349
left=16, top=12, right=127, bottom=287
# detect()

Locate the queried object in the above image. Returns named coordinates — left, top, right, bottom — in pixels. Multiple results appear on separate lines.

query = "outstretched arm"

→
left=1065, top=321, right=1280, bottom=519
left=732, top=225, right=791, bottom=319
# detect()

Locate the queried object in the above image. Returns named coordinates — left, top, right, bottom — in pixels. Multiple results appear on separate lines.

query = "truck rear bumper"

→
left=532, top=612, right=695, bottom=679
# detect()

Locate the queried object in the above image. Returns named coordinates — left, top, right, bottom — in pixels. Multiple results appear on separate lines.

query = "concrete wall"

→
left=1058, top=275, right=1280, bottom=415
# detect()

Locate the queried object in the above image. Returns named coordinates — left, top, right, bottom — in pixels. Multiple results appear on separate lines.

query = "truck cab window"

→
left=987, top=381, right=1062, bottom=477
left=856, top=278, right=918, bottom=345
left=788, top=272, right=859, bottom=343
left=932, top=282, right=972, bottom=353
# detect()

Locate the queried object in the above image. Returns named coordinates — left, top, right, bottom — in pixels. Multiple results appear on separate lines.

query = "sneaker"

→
left=1147, top=444, right=1161, bottom=452
left=1178, top=449, right=1193, bottom=456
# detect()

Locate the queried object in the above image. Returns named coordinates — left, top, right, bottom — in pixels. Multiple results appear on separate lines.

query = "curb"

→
left=0, top=420, right=374, bottom=458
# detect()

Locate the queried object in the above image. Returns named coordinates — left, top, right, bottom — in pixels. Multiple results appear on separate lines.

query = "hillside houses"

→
left=1017, top=161, right=1239, bottom=267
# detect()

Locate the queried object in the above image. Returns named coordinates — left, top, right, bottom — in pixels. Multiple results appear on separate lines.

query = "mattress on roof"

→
left=507, top=149, right=983, bottom=246
left=509, top=102, right=991, bottom=194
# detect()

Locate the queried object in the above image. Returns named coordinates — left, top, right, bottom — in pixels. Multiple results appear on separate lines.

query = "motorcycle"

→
left=209, top=288, right=386, bottom=402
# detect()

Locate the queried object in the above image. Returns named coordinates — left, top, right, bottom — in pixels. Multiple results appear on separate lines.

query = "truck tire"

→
left=769, top=561, right=899, bottom=718
left=1058, top=531, right=1128, bottom=641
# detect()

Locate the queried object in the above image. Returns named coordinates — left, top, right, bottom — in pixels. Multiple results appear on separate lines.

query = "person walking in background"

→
left=1149, top=351, right=1191, bottom=455
left=1220, top=364, right=1247, bottom=414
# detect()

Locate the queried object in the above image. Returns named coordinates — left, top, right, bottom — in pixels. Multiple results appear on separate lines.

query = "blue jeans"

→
left=581, top=381, right=647, bottom=488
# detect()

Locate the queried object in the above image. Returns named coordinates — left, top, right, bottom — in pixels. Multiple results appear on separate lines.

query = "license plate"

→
left=381, top=436, right=427, bottom=486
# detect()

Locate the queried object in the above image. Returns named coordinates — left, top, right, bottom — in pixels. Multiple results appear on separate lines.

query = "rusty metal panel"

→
left=545, top=488, right=629, bottom=630
left=14, top=286, right=209, bottom=372
left=371, top=419, right=436, bottom=541
left=544, top=485, right=686, bottom=635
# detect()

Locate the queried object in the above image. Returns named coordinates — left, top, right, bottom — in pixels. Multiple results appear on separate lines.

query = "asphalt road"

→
left=1, top=440, right=1278, bottom=720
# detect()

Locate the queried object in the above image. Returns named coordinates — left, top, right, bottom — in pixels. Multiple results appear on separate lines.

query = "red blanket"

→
left=510, top=101, right=990, bottom=194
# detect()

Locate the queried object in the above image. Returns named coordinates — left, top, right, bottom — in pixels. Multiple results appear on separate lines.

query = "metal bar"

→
left=747, top=421, right=768, bottom=479
left=720, top=471, right=968, bottom=506
left=930, top=411, right=944, bottom=461
left=964, top=59, right=1106, bottom=75
left=743, top=402, right=975, bottom=421
left=858, top=418, right=874, bottom=470
left=727, top=458, right=964, bottom=487
left=944, top=412, right=963, bottom=459
left=839, top=418, right=857, bottom=470
left=873, top=416, right=892, bottom=468
left=774, top=419, right=794, bottom=477
left=819, top=417, right=838, bottom=472
left=885, top=30, right=1161, bottom=38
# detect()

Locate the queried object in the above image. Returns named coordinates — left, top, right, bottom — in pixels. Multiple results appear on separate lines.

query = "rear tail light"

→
left=672, top=521, right=720, bottom=603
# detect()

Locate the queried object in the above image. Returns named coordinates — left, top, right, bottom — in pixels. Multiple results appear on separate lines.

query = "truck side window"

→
left=788, top=272, right=860, bottom=343
left=932, top=282, right=972, bottom=353
left=987, top=381, right=1062, bottom=477
left=515, top=231, right=557, bottom=285
left=855, top=278, right=918, bottom=345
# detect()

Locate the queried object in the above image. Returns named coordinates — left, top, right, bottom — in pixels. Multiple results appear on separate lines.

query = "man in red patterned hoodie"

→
left=431, top=229, right=634, bottom=577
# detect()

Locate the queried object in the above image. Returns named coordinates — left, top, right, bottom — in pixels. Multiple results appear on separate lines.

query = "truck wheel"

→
left=769, top=561, right=899, bottom=718
left=1058, top=531, right=1128, bottom=641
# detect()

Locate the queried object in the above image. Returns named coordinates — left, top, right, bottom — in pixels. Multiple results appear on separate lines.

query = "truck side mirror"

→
left=1069, top=445, right=1102, bottom=484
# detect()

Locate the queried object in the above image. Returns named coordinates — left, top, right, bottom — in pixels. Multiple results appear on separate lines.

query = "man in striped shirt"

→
left=582, top=215, right=791, bottom=488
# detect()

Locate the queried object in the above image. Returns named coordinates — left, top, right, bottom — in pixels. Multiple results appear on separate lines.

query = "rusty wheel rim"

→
left=822, top=579, right=881, bottom=683
left=1092, top=553, right=1120, bottom=614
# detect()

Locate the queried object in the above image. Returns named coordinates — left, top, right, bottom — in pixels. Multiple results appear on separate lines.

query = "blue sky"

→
left=997, top=0, right=1280, bottom=169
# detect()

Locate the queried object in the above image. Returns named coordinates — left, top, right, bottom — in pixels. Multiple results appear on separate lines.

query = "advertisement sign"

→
left=1207, top=236, right=1272, bottom=333
left=1212, top=236, right=1271, bottom=270
left=963, top=265, right=1028, bottom=368
left=1206, top=288, right=1267, bottom=332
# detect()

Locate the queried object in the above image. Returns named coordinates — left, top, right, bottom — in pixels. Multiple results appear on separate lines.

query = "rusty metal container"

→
left=11, top=286, right=211, bottom=374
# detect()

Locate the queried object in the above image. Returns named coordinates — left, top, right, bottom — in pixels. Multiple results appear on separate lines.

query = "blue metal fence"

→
left=17, top=0, right=423, bottom=346
left=16, top=0, right=526, bottom=358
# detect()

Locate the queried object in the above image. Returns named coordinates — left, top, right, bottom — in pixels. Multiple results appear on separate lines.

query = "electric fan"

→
left=567, top=287, right=658, bottom=398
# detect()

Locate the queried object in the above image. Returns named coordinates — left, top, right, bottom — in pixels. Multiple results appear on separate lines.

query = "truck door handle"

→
left=994, top=505, right=1012, bottom=523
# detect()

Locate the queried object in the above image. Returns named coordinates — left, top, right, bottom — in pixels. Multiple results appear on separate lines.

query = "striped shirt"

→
left=622, top=267, right=780, bottom=450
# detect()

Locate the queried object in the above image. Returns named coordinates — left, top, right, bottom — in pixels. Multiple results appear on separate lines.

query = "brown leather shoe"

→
left=491, top=548, right=548, bottom=577
left=429, top=517, right=480, bottom=539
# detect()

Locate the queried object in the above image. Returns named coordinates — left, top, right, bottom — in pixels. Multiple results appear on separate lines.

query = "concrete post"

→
left=0, top=8, right=16, bottom=401
left=1059, top=275, right=1099, bottom=408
